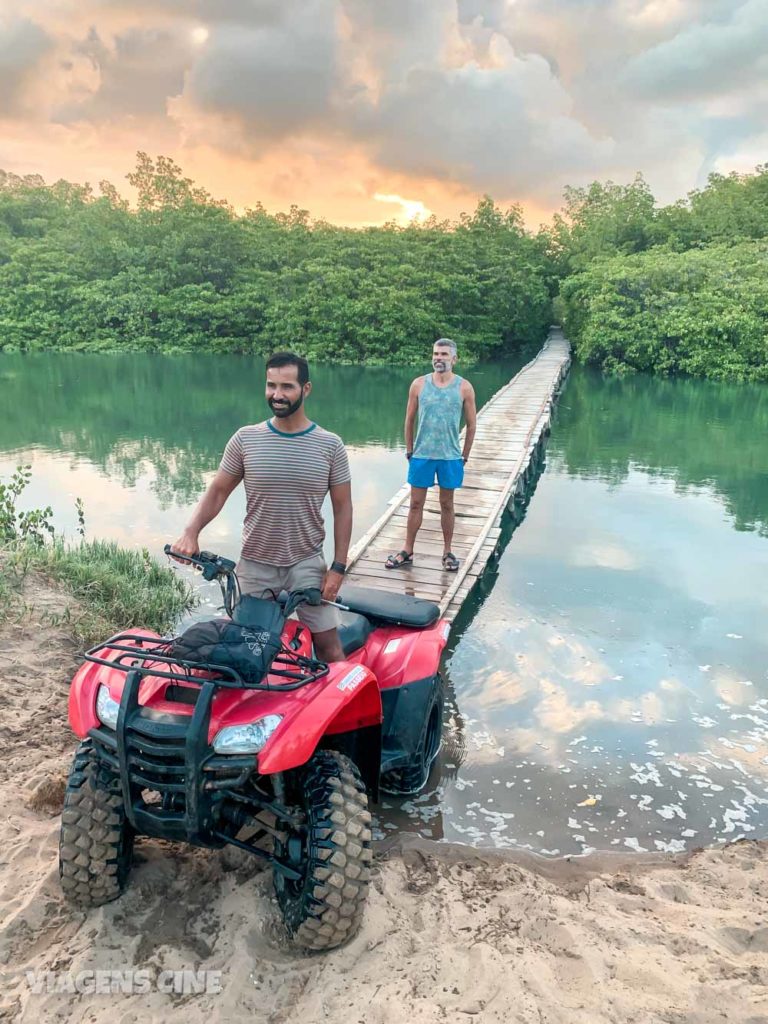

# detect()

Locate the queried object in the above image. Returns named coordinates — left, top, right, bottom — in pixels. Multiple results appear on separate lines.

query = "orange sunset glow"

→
left=1, top=1, right=765, bottom=223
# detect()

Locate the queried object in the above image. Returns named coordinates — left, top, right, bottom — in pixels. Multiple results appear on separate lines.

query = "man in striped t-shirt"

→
left=171, top=352, right=352, bottom=662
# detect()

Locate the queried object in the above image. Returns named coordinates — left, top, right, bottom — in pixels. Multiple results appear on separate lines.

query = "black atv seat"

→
left=337, top=610, right=374, bottom=656
left=337, top=585, right=440, bottom=628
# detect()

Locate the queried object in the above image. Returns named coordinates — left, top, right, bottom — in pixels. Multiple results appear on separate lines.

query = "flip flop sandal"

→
left=442, top=552, right=460, bottom=572
left=385, top=550, right=413, bottom=569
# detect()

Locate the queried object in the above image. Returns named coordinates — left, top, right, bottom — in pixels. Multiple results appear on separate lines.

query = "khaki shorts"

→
left=235, top=552, right=340, bottom=635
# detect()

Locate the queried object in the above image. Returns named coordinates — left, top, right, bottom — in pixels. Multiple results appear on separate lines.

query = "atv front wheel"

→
left=274, top=751, right=372, bottom=950
left=59, top=739, right=135, bottom=906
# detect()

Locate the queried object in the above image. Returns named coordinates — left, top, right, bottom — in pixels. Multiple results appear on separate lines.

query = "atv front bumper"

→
left=89, top=670, right=251, bottom=845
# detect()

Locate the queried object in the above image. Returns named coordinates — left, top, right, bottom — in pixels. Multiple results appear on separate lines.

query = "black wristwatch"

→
left=406, top=451, right=413, bottom=460
left=330, top=560, right=347, bottom=575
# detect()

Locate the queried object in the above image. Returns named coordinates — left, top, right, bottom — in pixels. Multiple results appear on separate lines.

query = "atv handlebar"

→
left=165, top=544, right=241, bottom=615
left=164, top=545, right=348, bottom=615
left=164, top=545, right=236, bottom=582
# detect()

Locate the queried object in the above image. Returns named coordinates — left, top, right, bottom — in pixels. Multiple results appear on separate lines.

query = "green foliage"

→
left=75, top=497, right=86, bottom=538
left=0, top=465, right=54, bottom=544
left=554, top=166, right=768, bottom=382
left=5, top=151, right=766, bottom=381
left=0, top=463, right=196, bottom=642
left=656, top=165, right=768, bottom=250
left=547, top=174, right=659, bottom=275
left=28, top=539, right=195, bottom=641
left=561, top=242, right=768, bottom=382
left=549, top=166, right=768, bottom=275
left=1, top=538, right=196, bottom=644
left=0, top=156, right=551, bottom=362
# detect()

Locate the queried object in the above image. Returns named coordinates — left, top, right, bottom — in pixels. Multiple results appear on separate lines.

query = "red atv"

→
left=59, top=547, right=447, bottom=949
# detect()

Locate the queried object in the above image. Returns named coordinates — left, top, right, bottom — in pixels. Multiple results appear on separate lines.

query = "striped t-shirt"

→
left=220, top=421, right=351, bottom=567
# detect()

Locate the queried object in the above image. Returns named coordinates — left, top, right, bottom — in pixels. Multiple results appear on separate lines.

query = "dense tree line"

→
left=0, top=154, right=552, bottom=363
left=552, top=168, right=768, bottom=382
left=1, top=154, right=766, bottom=380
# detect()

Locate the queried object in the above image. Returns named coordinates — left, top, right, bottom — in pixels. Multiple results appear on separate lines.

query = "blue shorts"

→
left=407, top=457, right=464, bottom=490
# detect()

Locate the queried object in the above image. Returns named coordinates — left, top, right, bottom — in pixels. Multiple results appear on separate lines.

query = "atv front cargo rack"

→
left=84, top=632, right=329, bottom=690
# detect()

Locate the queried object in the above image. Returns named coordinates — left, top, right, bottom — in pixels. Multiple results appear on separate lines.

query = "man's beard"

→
left=433, top=359, right=449, bottom=372
left=268, top=393, right=304, bottom=418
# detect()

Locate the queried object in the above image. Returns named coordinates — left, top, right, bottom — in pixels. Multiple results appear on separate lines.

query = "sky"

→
left=1, top=0, right=766, bottom=226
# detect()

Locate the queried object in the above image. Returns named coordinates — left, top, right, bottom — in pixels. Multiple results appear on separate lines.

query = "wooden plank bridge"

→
left=344, top=327, right=571, bottom=621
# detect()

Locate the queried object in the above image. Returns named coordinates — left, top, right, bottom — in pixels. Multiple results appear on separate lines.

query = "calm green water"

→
left=2, top=353, right=767, bottom=855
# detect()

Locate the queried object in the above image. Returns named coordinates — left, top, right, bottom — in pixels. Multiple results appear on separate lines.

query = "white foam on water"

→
left=656, top=804, right=686, bottom=820
left=655, top=838, right=686, bottom=853
left=624, top=837, right=647, bottom=852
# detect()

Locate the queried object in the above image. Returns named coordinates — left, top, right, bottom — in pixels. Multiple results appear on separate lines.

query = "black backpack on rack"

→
left=168, top=595, right=286, bottom=686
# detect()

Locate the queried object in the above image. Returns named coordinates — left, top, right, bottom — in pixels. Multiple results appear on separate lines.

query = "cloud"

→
left=2, top=0, right=767, bottom=221
left=55, top=26, right=196, bottom=124
left=350, top=37, right=612, bottom=195
left=182, top=0, right=337, bottom=140
left=570, top=540, right=638, bottom=571
left=176, top=2, right=612, bottom=199
left=457, top=0, right=507, bottom=31
left=536, top=680, right=605, bottom=734
left=624, top=0, right=768, bottom=100
left=0, top=16, right=52, bottom=116
left=339, top=0, right=458, bottom=88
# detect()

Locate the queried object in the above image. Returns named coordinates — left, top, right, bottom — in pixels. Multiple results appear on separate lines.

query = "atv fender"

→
left=68, top=630, right=163, bottom=737
left=68, top=660, right=101, bottom=737
left=349, top=619, right=450, bottom=691
left=257, top=662, right=382, bottom=776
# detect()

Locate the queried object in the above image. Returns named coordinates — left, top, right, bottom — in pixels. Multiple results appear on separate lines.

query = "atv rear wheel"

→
left=274, top=750, right=372, bottom=950
left=59, top=739, right=135, bottom=906
left=381, top=673, right=445, bottom=795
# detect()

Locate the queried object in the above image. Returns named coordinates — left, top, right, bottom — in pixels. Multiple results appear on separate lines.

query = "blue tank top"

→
left=412, top=374, right=463, bottom=460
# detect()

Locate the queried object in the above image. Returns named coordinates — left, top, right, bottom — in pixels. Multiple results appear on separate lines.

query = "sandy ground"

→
left=1, top=577, right=767, bottom=1024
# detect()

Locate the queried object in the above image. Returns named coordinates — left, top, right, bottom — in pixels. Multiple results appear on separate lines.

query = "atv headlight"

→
left=96, top=684, right=120, bottom=729
left=212, top=715, right=283, bottom=755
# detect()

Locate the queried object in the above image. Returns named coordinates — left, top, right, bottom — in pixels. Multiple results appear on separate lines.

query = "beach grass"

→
left=0, top=538, right=196, bottom=645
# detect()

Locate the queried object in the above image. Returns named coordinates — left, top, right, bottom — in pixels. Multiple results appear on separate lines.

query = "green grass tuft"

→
left=0, top=539, right=197, bottom=645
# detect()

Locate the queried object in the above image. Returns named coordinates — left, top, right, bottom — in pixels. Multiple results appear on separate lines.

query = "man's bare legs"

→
left=439, top=487, right=455, bottom=555
left=313, top=627, right=345, bottom=663
left=386, top=486, right=459, bottom=568
left=405, top=486, right=428, bottom=555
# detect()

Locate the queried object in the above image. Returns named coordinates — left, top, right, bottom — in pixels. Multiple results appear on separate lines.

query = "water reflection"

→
left=0, top=352, right=517, bottom=506
left=554, top=366, right=768, bottom=535
left=377, top=368, right=768, bottom=853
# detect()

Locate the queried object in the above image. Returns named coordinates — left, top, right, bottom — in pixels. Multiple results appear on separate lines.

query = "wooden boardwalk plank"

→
left=345, top=329, right=571, bottom=626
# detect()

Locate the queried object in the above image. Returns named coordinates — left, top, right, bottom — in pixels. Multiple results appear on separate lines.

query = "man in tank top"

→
left=385, top=338, right=477, bottom=572
left=170, top=352, right=352, bottom=663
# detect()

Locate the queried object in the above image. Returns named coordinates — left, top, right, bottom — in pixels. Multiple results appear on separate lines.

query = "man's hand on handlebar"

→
left=168, top=531, right=200, bottom=563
